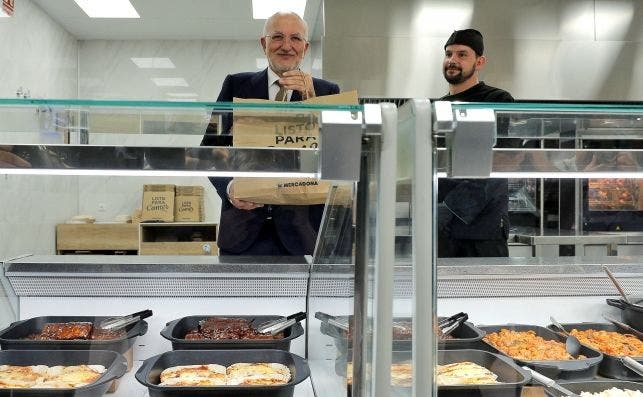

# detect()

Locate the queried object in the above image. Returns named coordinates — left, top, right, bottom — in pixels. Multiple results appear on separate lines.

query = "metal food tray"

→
left=160, top=315, right=303, bottom=351
left=543, top=380, right=643, bottom=397
left=135, top=349, right=310, bottom=397
left=0, top=316, right=148, bottom=354
left=318, top=314, right=485, bottom=351
left=477, top=324, right=603, bottom=380
left=344, top=349, right=530, bottom=397
left=546, top=322, right=643, bottom=381
left=0, top=349, right=126, bottom=397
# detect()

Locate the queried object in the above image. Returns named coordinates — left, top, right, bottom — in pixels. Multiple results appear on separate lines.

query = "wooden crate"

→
left=139, top=223, right=217, bottom=255
left=56, top=223, right=139, bottom=254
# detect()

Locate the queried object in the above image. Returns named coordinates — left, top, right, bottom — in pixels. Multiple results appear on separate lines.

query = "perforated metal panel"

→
left=8, top=276, right=308, bottom=297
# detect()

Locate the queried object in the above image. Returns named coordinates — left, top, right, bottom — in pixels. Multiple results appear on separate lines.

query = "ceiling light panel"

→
left=74, top=0, right=140, bottom=18
left=151, top=78, right=189, bottom=87
left=252, top=0, right=306, bottom=19
left=131, top=58, right=176, bottom=69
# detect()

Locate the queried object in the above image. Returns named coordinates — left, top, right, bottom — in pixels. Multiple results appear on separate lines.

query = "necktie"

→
left=275, top=85, right=287, bottom=101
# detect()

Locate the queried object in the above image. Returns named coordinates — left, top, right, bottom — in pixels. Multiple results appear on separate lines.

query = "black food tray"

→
left=477, top=324, right=603, bottom=380
left=607, top=297, right=643, bottom=332
left=319, top=314, right=485, bottom=351
left=543, top=380, right=643, bottom=397
left=344, top=349, right=530, bottom=397
left=135, top=349, right=310, bottom=397
left=0, top=349, right=126, bottom=397
left=546, top=322, right=643, bottom=381
left=160, top=315, right=303, bottom=351
left=0, top=316, right=148, bottom=354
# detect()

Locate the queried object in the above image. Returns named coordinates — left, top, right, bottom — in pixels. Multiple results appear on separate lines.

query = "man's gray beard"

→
left=443, top=67, right=474, bottom=85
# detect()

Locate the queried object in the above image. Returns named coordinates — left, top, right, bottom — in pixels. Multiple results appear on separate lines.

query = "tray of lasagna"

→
left=344, top=349, right=530, bottom=397
left=135, top=349, right=310, bottom=397
left=160, top=315, right=303, bottom=351
left=0, top=349, right=126, bottom=396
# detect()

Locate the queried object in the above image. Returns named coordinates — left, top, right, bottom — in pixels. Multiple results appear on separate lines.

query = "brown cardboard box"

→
left=141, top=184, right=175, bottom=222
left=174, top=186, right=204, bottom=222
left=231, top=91, right=358, bottom=205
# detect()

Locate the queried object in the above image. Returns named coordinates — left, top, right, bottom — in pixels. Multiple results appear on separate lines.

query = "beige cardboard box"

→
left=232, top=91, right=358, bottom=205
left=141, top=184, right=175, bottom=222
left=174, top=186, right=204, bottom=222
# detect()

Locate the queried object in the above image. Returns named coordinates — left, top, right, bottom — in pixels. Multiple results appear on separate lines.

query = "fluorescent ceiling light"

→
left=151, top=78, right=189, bottom=87
left=166, top=93, right=199, bottom=98
left=252, top=0, right=306, bottom=19
left=74, top=0, right=140, bottom=18
left=131, top=58, right=175, bottom=69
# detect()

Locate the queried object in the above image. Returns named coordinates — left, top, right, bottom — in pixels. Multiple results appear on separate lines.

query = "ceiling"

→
left=32, top=0, right=324, bottom=40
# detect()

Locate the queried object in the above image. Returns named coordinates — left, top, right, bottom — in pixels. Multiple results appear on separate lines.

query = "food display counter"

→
left=2, top=97, right=643, bottom=397
left=0, top=98, right=399, bottom=397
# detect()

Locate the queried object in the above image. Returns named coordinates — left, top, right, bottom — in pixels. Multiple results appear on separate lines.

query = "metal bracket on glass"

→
left=447, top=107, right=496, bottom=178
left=433, top=100, right=455, bottom=132
left=319, top=109, right=364, bottom=182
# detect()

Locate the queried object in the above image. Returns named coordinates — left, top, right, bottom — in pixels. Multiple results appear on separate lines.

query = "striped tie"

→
left=275, top=85, right=287, bottom=101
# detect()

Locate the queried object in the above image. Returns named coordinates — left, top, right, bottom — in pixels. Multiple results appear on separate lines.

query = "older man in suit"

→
left=202, top=11, right=340, bottom=256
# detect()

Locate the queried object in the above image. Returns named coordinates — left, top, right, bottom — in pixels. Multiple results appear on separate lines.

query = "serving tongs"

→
left=439, top=312, right=468, bottom=338
left=602, top=314, right=643, bottom=339
left=522, top=366, right=581, bottom=397
left=256, top=312, right=306, bottom=336
left=99, top=309, right=153, bottom=331
left=314, top=312, right=350, bottom=332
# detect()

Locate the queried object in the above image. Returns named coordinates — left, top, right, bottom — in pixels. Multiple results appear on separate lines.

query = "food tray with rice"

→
left=160, top=315, right=303, bottom=351
left=542, top=380, right=643, bottom=397
left=477, top=324, right=603, bottom=380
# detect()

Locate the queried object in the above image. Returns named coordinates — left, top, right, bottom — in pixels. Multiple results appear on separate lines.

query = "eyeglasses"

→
left=265, top=33, right=307, bottom=45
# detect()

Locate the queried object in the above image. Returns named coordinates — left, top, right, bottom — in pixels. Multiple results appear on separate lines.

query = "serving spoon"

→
left=549, top=316, right=582, bottom=357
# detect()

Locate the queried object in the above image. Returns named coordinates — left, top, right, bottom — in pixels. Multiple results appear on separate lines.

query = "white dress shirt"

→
left=267, top=68, right=291, bottom=101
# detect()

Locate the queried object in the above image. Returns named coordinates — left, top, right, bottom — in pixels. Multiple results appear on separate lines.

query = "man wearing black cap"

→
left=438, top=29, right=513, bottom=257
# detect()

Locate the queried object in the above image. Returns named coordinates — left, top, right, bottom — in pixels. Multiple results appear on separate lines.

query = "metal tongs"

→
left=439, top=312, right=468, bottom=338
left=314, top=312, right=350, bottom=332
left=256, top=312, right=306, bottom=335
left=99, top=309, right=153, bottom=331
left=522, top=366, right=581, bottom=397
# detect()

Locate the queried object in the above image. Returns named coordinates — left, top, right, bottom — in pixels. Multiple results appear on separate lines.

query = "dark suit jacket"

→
left=202, top=69, right=340, bottom=255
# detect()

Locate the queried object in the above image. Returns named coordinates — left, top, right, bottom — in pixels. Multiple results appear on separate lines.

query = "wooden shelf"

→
left=56, top=223, right=138, bottom=254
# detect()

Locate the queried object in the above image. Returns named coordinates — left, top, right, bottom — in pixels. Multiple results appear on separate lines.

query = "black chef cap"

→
left=444, top=29, right=484, bottom=56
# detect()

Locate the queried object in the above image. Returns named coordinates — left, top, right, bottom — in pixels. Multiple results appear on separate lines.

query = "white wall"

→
left=323, top=0, right=643, bottom=100
left=78, top=39, right=324, bottom=100
left=0, top=0, right=78, bottom=261
left=0, top=0, right=77, bottom=98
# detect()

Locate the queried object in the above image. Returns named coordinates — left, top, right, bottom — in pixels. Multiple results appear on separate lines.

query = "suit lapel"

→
left=249, top=69, right=269, bottom=100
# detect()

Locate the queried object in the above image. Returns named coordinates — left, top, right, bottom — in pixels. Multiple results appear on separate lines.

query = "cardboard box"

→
left=141, top=184, right=175, bottom=222
left=174, top=185, right=204, bottom=222
left=231, top=91, right=358, bottom=205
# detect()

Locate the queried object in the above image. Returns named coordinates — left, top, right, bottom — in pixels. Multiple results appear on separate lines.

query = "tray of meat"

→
left=135, top=349, right=310, bottom=397
left=543, top=380, right=643, bottom=397
left=160, top=315, right=303, bottom=351
left=0, top=316, right=148, bottom=355
left=546, top=322, right=643, bottom=381
left=317, top=312, right=485, bottom=351
left=0, top=349, right=126, bottom=396
left=344, top=349, right=530, bottom=397
left=478, top=324, right=603, bottom=380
